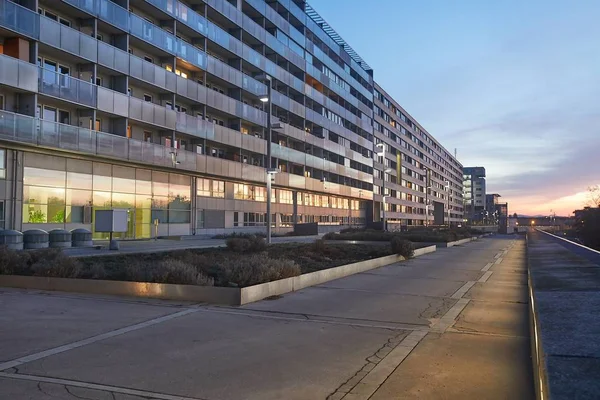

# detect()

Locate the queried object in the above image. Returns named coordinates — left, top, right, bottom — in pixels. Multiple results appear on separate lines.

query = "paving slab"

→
left=454, top=300, right=529, bottom=337
left=244, top=286, right=457, bottom=326
left=317, top=271, right=465, bottom=298
left=17, top=310, right=407, bottom=400
left=369, top=332, right=534, bottom=400
left=463, top=281, right=528, bottom=303
left=0, top=290, right=178, bottom=362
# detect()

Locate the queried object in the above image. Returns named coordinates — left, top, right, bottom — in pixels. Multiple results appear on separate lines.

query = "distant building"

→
left=486, top=194, right=501, bottom=213
left=496, top=202, right=509, bottom=234
left=463, top=167, right=486, bottom=223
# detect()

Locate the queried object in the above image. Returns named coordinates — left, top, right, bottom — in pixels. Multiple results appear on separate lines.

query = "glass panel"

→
left=113, top=177, right=136, bottom=193
left=93, top=174, right=112, bottom=191
left=93, top=191, right=112, bottom=208
left=24, top=167, right=66, bottom=187
left=112, top=192, right=135, bottom=208
left=67, top=172, right=92, bottom=190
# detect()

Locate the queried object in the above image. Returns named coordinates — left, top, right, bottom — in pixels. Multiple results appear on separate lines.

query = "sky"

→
left=310, top=0, right=600, bottom=216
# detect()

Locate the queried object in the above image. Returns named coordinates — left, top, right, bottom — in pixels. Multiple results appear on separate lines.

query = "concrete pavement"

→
left=63, top=234, right=322, bottom=257
left=0, top=236, right=533, bottom=399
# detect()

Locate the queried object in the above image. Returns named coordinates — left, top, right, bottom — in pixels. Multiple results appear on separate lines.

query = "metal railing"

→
left=0, top=110, right=268, bottom=183
left=38, top=68, right=97, bottom=107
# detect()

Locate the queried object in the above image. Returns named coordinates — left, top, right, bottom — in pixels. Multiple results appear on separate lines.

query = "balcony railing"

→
left=0, top=0, right=39, bottom=38
left=38, top=68, right=97, bottom=107
left=39, top=15, right=98, bottom=63
left=0, top=109, right=268, bottom=183
left=0, top=54, right=39, bottom=93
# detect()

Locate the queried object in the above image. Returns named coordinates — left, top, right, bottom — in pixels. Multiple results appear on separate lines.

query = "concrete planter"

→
left=438, top=237, right=475, bottom=248
left=0, top=245, right=437, bottom=306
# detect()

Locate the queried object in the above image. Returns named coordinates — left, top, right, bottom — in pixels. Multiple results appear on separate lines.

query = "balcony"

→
left=128, top=96, right=177, bottom=129
left=0, top=109, right=267, bottom=183
left=130, top=55, right=177, bottom=93
left=0, top=0, right=39, bottom=39
left=130, top=12, right=176, bottom=54
left=38, top=68, right=97, bottom=108
left=0, top=54, right=38, bottom=93
left=39, top=15, right=98, bottom=63
left=97, top=41, right=129, bottom=74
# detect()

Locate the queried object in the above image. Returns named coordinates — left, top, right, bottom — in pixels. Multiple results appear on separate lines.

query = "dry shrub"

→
left=218, top=254, right=300, bottom=287
left=226, top=235, right=267, bottom=253
left=312, top=239, right=327, bottom=253
left=0, top=246, right=29, bottom=275
left=390, top=237, right=414, bottom=259
left=29, top=249, right=82, bottom=278
left=124, top=259, right=213, bottom=286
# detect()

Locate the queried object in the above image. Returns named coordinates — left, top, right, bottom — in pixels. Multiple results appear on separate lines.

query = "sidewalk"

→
left=63, top=234, right=322, bottom=257
left=367, top=237, right=533, bottom=400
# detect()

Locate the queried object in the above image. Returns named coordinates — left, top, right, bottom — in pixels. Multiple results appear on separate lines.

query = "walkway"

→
left=0, top=236, right=533, bottom=399
left=63, top=234, right=321, bottom=257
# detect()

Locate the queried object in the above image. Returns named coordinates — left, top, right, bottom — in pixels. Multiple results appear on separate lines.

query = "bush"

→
left=391, top=237, right=414, bottom=259
left=225, top=235, right=267, bottom=253
left=312, top=239, right=327, bottom=253
left=217, top=254, right=300, bottom=287
left=213, top=232, right=266, bottom=239
left=0, top=246, right=29, bottom=275
left=124, top=259, right=213, bottom=286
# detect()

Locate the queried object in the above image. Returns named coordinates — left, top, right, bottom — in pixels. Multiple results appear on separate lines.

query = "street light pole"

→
left=445, top=180, right=450, bottom=227
left=259, top=74, right=274, bottom=244
left=375, top=143, right=386, bottom=231
left=424, top=168, right=429, bottom=227
left=265, top=76, right=273, bottom=243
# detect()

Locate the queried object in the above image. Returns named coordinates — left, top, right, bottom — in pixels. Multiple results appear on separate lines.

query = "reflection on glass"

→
left=67, top=172, right=92, bottom=190
left=93, top=174, right=112, bottom=191
left=24, top=167, right=66, bottom=187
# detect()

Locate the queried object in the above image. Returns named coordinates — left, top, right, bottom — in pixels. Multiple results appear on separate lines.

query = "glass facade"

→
left=23, top=166, right=190, bottom=239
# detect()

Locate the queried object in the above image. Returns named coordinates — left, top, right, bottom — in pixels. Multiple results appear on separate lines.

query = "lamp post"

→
left=259, top=74, right=274, bottom=243
left=445, top=180, right=450, bottom=227
left=375, top=143, right=386, bottom=231
left=423, top=168, right=430, bottom=227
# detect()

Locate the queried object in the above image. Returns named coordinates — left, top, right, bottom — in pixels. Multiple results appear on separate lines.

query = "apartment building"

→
left=463, top=166, right=486, bottom=223
left=0, top=0, right=377, bottom=238
left=373, top=83, right=463, bottom=227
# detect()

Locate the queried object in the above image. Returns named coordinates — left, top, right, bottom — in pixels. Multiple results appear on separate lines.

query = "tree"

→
left=573, top=207, right=600, bottom=250
left=588, top=185, right=600, bottom=207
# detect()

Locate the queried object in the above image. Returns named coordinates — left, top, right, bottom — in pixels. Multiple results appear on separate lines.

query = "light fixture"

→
left=259, top=95, right=269, bottom=102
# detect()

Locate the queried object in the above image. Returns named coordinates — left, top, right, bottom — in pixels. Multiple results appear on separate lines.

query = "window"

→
left=197, top=178, right=224, bottom=198
left=234, top=183, right=251, bottom=200
left=0, top=95, right=4, bottom=110
left=143, top=131, right=152, bottom=142
left=279, top=190, right=293, bottom=204
left=0, top=149, right=5, bottom=179
left=143, top=94, right=153, bottom=103
left=143, top=55, right=153, bottom=63
left=89, top=118, right=101, bottom=131
left=58, top=110, right=69, bottom=125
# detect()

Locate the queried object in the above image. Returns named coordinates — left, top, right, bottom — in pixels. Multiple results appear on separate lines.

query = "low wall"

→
left=240, top=245, right=436, bottom=304
left=0, top=275, right=241, bottom=304
left=0, top=246, right=436, bottom=306
left=527, top=230, right=600, bottom=399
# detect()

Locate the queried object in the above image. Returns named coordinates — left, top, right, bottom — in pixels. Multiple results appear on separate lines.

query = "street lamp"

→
left=257, top=74, right=274, bottom=243
left=382, top=167, right=393, bottom=231
left=423, top=168, right=431, bottom=227
left=445, top=180, right=450, bottom=227
left=375, top=143, right=386, bottom=231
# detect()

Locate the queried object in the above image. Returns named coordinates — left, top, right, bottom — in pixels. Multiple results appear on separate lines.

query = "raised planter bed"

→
left=0, top=245, right=436, bottom=305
